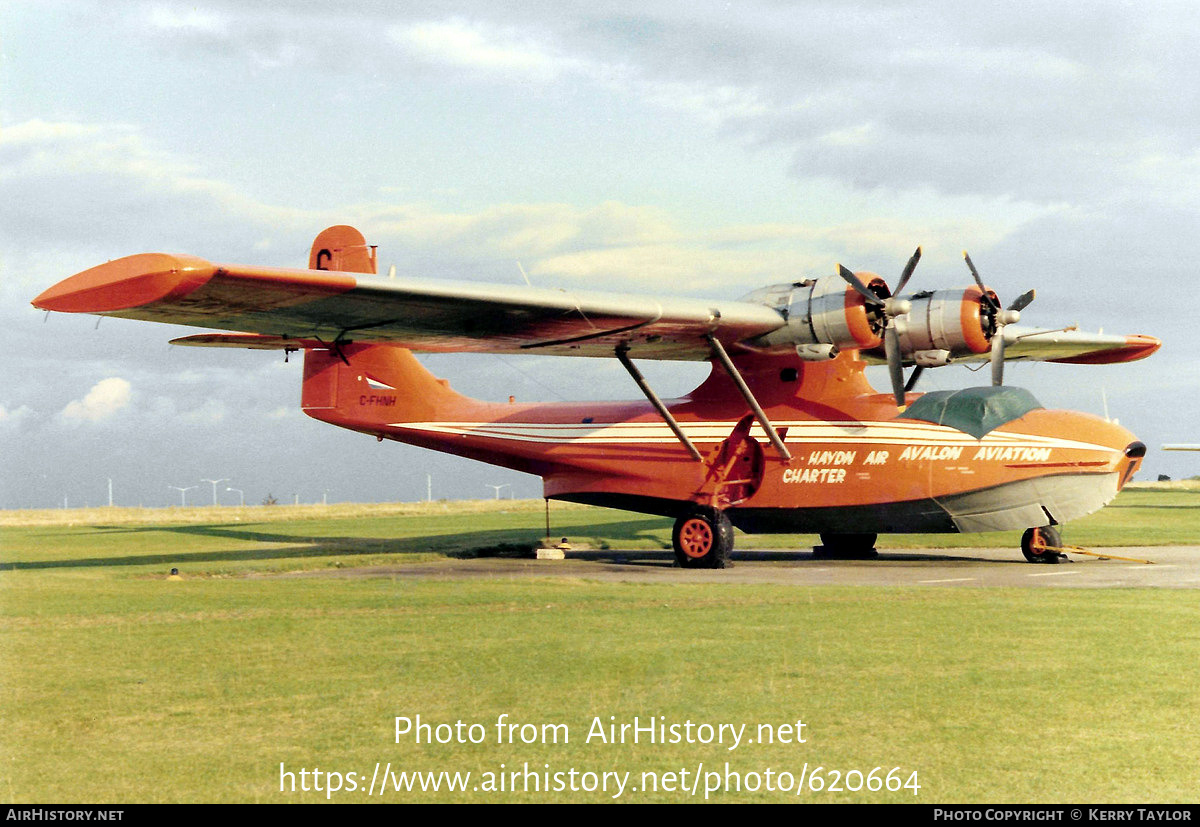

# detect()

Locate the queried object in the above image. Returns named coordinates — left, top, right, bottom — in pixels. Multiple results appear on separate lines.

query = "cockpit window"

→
left=898, top=386, right=1043, bottom=438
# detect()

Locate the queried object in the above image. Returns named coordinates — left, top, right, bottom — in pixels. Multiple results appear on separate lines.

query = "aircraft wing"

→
left=956, top=325, right=1160, bottom=365
left=33, top=251, right=1159, bottom=366
left=32, top=253, right=786, bottom=361
left=858, top=325, right=1160, bottom=367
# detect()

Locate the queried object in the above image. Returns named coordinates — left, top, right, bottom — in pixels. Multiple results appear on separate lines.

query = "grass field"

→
left=3, top=486, right=1199, bottom=803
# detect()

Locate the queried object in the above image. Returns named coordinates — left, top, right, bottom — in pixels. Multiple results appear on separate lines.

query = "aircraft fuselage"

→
left=302, top=343, right=1143, bottom=535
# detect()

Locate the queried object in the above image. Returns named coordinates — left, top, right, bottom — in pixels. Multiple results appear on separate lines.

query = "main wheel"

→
left=816, top=533, right=878, bottom=559
left=1021, top=526, right=1062, bottom=564
left=672, top=507, right=734, bottom=569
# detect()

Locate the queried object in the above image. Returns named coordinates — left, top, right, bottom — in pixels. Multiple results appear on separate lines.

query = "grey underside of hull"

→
left=556, top=473, right=1120, bottom=535
left=731, top=473, right=1120, bottom=534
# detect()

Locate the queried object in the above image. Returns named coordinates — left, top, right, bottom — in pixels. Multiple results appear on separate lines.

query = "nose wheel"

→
left=1021, top=526, right=1063, bottom=564
left=672, top=507, right=734, bottom=568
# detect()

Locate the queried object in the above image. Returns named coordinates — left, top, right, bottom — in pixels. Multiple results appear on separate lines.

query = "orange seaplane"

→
left=33, top=226, right=1159, bottom=567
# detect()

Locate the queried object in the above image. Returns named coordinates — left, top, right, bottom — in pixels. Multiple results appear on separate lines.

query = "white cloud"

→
left=180, top=398, right=228, bottom=426
left=0, top=403, right=35, bottom=429
left=0, top=118, right=316, bottom=266
left=60, top=378, right=132, bottom=425
left=388, top=16, right=765, bottom=129
left=0, top=113, right=1048, bottom=300
left=86, top=4, right=1200, bottom=208
left=393, top=18, right=581, bottom=82
left=146, top=5, right=229, bottom=36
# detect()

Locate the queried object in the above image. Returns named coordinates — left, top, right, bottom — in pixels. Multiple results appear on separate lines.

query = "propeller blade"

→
left=885, top=326, right=906, bottom=408
left=894, top=246, right=922, bottom=296
left=962, top=251, right=984, bottom=289
left=904, top=364, right=925, bottom=393
left=1008, top=289, right=1035, bottom=313
left=837, top=264, right=885, bottom=306
left=990, top=330, right=1006, bottom=386
left=963, top=251, right=1000, bottom=309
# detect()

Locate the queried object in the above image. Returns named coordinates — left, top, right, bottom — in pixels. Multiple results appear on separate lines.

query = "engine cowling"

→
left=744, top=274, right=890, bottom=353
left=892, top=285, right=996, bottom=357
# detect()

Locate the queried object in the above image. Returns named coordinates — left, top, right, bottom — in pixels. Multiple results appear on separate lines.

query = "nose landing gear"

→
left=1021, top=525, right=1063, bottom=564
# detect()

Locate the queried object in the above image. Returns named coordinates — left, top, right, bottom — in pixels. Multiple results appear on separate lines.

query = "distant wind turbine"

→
left=201, top=478, right=229, bottom=505
left=169, top=485, right=197, bottom=506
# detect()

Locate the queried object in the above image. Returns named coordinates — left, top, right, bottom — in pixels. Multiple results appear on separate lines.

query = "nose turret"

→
left=1120, top=440, right=1147, bottom=489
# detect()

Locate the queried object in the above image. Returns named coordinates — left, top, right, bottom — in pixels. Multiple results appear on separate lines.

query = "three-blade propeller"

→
left=838, top=249, right=1034, bottom=408
left=964, top=252, right=1033, bottom=387
left=838, top=248, right=921, bottom=409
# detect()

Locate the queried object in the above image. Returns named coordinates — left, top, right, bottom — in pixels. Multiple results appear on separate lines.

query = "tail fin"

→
left=309, top=225, right=376, bottom=274
left=302, top=343, right=477, bottom=430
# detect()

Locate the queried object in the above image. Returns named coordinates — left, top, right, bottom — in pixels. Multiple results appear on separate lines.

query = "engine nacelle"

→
left=892, top=285, right=996, bottom=357
left=744, top=274, right=889, bottom=352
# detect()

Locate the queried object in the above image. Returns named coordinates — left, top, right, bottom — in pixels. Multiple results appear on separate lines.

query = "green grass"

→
left=3, top=484, right=1198, bottom=579
left=3, top=488, right=1199, bottom=803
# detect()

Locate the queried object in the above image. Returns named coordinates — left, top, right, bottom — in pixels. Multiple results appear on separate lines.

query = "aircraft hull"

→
left=303, top=344, right=1143, bottom=535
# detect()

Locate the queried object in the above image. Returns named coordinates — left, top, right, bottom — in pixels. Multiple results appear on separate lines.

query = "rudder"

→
left=302, top=343, right=475, bottom=428
left=309, top=225, right=376, bottom=274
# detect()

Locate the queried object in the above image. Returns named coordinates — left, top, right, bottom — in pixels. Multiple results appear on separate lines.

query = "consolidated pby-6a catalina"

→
left=33, top=226, right=1159, bottom=566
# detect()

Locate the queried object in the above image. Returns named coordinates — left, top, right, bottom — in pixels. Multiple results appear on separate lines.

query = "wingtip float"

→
left=35, top=225, right=1159, bottom=568
left=32, top=253, right=217, bottom=314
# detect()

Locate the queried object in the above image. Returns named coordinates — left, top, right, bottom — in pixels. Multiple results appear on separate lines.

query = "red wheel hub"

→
left=679, top=518, right=714, bottom=558
left=1029, top=528, right=1047, bottom=555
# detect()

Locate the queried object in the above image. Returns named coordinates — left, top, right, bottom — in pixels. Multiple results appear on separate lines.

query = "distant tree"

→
left=262, top=493, right=278, bottom=506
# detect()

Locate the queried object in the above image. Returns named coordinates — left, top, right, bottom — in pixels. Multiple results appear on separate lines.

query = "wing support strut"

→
left=704, top=334, right=793, bottom=464
left=614, top=344, right=704, bottom=463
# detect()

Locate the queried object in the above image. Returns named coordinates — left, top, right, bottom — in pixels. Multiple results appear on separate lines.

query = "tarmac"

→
left=284, top=545, right=1200, bottom=588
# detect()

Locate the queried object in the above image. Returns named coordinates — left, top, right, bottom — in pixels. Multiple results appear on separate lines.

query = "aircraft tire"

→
left=673, top=507, right=734, bottom=569
left=816, top=533, right=878, bottom=559
left=1021, top=525, right=1062, bottom=564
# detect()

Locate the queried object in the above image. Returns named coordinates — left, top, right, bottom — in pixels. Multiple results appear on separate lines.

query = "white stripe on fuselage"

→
left=387, top=419, right=1116, bottom=453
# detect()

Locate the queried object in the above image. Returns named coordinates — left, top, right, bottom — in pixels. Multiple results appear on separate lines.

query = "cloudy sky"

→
left=2, top=1, right=1198, bottom=509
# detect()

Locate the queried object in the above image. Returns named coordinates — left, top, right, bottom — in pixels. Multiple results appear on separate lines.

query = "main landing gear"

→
left=672, top=506, right=734, bottom=569
left=669, top=515, right=1071, bottom=567
left=1021, top=525, right=1063, bottom=564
